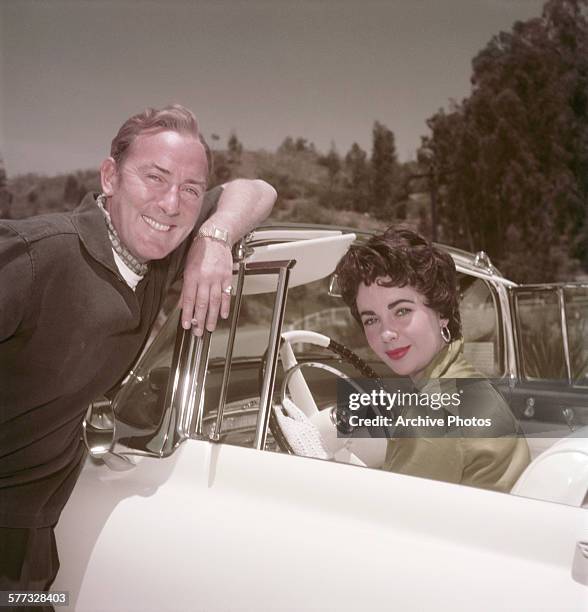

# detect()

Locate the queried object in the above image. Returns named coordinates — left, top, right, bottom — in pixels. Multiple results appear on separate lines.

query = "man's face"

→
left=101, top=130, right=208, bottom=262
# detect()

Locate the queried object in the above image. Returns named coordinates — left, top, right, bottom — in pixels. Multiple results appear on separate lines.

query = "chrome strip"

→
left=254, top=262, right=294, bottom=450
left=559, top=287, right=572, bottom=384
left=158, top=318, right=193, bottom=454
left=187, top=331, right=212, bottom=438
left=211, top=260, right=246, bottom=441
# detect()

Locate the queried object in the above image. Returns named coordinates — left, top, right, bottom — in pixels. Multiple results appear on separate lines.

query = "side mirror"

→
left=83, top=397, right=135, bottom=471
left=328, top=273, right=342, bottom=298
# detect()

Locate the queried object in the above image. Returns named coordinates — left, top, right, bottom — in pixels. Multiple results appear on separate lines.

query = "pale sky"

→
left=1, top=0, right=546, bottom=176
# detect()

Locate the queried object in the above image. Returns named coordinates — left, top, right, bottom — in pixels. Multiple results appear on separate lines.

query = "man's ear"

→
left=100, top=157, right=118, bottom=196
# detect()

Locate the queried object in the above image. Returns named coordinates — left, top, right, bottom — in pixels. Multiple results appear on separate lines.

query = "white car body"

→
left=54, top=227, right=588, bottom=611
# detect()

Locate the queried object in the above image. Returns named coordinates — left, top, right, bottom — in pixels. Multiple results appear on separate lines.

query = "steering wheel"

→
left=264, top=330, right=386, bottom=454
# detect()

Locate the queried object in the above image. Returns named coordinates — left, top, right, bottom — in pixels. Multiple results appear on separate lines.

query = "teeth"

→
left=143, top=215, right=171, bottom=232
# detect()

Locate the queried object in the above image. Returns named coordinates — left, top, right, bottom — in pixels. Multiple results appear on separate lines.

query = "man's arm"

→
left=181, top=178, right=277, bottom=335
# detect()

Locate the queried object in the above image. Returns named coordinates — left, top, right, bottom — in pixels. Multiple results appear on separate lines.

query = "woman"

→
left=275, top=228, right=530, bottom=493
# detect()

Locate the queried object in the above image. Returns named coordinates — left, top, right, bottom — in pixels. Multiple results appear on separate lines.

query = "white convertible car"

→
left=54, top=226, right=588, bottom=611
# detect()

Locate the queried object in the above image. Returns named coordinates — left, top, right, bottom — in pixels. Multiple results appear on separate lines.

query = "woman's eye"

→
left=362, top=317, right=377, bottom=327
left=395, top=307, right=411, bottom=317
left=147, top=174, right=163, bottom=183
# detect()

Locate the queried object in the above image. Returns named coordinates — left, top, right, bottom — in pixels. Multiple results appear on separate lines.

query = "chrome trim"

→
left=473, top=251, right=494, bottom=274
left=254, top=262, right=295, bottom=450
left=558, top=287, right=572, bottom=384
left=211, top=260, right=246, bottom=441
left=328, top=273, right=342, bottom=298
left=187, top=331, right=212, bottom=438
left=83, top=397, right=136, bottom=471
left=160, top=320, right=211, bottom=450
left=572, top=541, right=588, bottom=586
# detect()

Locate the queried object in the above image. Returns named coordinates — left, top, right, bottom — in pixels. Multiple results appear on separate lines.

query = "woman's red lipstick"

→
left=386, top=346, right=411, bottom=360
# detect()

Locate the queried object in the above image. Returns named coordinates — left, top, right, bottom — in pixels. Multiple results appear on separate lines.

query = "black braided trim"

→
left=327, top=339, right=381, bottom=381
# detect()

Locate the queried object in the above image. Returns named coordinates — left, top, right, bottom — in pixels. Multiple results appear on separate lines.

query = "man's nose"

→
left=158, top=185, right=181, bottom=215
left=381, top=328, right=399, bottom=343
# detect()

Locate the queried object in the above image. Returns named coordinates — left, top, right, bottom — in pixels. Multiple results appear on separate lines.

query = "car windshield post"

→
left=161, top=322, right=212, bottom=450
left=211, top=258, right=247, bottom=441
left=252, top=259, right=295, bottom=450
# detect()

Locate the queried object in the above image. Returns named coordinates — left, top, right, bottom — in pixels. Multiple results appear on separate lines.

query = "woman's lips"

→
left=386, top=345, right=411, bottom=360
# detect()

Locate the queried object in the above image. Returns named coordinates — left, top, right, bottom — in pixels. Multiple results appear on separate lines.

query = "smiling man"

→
left=0, top=104, right=276, bottom=599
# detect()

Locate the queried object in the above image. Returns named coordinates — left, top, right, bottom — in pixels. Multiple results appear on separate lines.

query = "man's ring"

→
left=222, top=286, right=233, bottom=295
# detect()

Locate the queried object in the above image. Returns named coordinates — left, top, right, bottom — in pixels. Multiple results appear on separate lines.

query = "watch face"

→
left=213, top=227, right=229, bottom=242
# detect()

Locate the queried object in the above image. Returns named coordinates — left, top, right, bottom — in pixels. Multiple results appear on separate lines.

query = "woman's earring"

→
left=441, top=325, right=451, bottom=344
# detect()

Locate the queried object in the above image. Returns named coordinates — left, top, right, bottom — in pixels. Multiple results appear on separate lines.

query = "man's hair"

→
left=335, top=227, right=462, bottom=339
left=110, top=104, right=213, bottom=178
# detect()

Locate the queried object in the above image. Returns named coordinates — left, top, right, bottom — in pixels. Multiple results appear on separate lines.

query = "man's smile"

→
left=142, top=215, right=172, bottom=232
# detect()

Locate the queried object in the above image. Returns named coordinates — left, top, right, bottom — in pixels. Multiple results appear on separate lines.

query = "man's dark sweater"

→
left=0, top=191, right=217, bottom=527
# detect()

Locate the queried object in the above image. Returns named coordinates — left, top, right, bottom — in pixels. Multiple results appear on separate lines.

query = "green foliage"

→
left=0, top=157, right=12, bottom=218
left=344, top=143, right=371, bottom=212
left=421, top=0, right=588, bottom=282
left=7, top=169, right=100, bottom=219
left=521, top=316, right=588, bottom=381
left=370, top=121, right=400, bottom=219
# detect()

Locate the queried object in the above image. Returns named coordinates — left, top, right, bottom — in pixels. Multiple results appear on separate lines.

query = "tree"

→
left=344, top=142, right=371, bottom=212
left=63, top=174, right=80, bottom=205
left=0, top=157, right=12, bottom=218
left=227, top=132, right=243, bottom=168
left=319, top=144, right=341, bottom=188
left=370, top=121, right=401, bottom=218
left=421, top=0, right=588, bottom=282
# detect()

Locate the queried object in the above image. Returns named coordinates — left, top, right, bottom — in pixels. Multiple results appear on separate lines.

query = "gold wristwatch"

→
left=197, top=225, right=230, bottom=246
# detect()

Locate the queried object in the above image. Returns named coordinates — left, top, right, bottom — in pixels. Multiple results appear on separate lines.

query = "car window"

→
left=114, top=270, right=504, bottom=447
left=564, top=286, right=588, bottom=384
left=513, top=289, right=567, bottom=380
left=458, top=274, right=503, bottom=377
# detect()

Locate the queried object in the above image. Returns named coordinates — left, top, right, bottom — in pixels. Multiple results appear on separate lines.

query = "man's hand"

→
left=181, top=236, right=233, bottom=336
left=180, top=178, right=277, bottom=334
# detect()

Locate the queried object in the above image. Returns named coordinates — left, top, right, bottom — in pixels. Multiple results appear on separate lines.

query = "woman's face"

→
left=356, top=279, right=448, bottom=379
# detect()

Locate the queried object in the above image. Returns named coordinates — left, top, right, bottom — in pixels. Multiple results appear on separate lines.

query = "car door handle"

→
left=572, top=541, right=588, bottom=586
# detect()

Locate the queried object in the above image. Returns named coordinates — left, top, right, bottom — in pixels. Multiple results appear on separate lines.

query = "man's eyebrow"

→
left=359, top=299, right=414, bottom=317
left=143, top=163, right=171, bottom=175
left=184, top=177, right=208, bottom=187
left=142, top=163, right=207, bottom=186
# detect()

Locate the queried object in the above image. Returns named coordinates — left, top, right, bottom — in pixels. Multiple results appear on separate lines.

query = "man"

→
left=0, top=104, right=276, bottom=596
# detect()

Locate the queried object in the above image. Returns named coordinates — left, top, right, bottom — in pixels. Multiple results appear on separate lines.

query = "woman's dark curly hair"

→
left=335, top=227, right=462, bottom=340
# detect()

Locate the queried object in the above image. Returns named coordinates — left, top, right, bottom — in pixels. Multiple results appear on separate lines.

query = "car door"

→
left=508, top=284, right=588, bottom=452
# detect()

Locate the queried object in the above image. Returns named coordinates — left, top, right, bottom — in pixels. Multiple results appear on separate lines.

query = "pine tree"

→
left=371, top=121, right=400, bottom=218
left=344, top=143, right=371, bottom=212
left=421, top=0, right=588, bottom=281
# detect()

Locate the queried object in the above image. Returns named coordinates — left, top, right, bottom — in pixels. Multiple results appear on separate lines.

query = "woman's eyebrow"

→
left=359, top=298, right=415, bottom=317
left=359, top=309, right=376, bottom=317
left=387, top=299, right=415, bottom=308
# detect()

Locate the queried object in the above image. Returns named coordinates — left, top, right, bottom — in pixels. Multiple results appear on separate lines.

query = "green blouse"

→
left=383, top=340, right=531, bottom=493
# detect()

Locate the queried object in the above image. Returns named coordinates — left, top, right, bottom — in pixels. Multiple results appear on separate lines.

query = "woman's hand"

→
left=273, top=399, right=333, bottom=459
left=274, top=398, right=352, bottom=459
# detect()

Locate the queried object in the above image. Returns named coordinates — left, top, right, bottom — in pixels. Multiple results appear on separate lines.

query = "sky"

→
left=1, top=0, right=546, bottom=176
